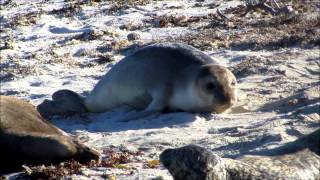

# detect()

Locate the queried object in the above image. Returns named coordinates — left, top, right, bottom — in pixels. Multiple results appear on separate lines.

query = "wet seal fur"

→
left=0, top=96, right=100, bottom=172
left=160, top=129, right=320, bottom=180
left=38, top=43, right=237, bottom=120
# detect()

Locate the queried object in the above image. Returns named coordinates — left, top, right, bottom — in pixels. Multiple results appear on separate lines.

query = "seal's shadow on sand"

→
left=257, top=85, right=319, bottom=116
left=49, top=109, right=197, bottom=133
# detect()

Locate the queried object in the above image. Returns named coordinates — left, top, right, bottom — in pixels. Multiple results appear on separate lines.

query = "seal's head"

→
left=73, top=139, right=101, bottom=164
left=195, top=64, right=237, bottom=113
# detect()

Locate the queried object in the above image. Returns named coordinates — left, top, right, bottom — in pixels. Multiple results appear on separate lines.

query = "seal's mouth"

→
left=212, top=99, right=237, bottom=114
left=213, top=106, right=230, bottom=114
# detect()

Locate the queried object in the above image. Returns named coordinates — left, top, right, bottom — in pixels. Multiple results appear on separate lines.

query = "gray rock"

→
left=160, top=129, right=320, bottom=180
left=160, top=145, right=227, bottom=180
left=127, top=33, right=141, bottom=41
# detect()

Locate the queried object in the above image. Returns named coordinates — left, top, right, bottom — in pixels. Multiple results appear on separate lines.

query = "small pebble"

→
left=127, top=33, right=141, bottom=41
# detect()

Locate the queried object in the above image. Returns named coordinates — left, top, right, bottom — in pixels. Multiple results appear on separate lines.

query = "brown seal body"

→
left=38, top=43, right=237, bottom=120
left=0, top=96, right=100, bottom=172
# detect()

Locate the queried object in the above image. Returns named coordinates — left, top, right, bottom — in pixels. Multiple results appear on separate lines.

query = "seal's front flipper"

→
left=119, top=110, right=161, bottom=122
left=119, top=95, right=166, bottom=122
left=37, top=89, right=87, bottom=118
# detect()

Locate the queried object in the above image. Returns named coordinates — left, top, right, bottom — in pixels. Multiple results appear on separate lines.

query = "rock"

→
left=160, top=129, right=320, bottom=180
left=127, top=33, right=141, bottom=41
left=160, top=145, right=227, bottom=180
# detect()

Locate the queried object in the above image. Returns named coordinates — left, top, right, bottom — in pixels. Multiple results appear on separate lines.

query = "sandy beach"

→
left=1, top=0, right=319, bottom=179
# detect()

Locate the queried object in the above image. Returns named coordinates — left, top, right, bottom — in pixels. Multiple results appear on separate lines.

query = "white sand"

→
left=1, top=0, right=319, bottom=179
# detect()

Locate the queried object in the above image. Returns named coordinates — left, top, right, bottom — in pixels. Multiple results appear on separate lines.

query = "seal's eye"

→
left=205, top=82, right=216, bottom=91
left=231, top=80, right=236, bottom=86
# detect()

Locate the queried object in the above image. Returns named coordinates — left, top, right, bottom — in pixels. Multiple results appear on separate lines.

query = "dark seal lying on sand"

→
left=160, top=129, right=320, bottom=180
left=0, top=96, right=100, bottom=172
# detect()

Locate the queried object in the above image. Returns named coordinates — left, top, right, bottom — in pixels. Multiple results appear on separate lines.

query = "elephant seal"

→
left=38, top=43, right=237, bottom=120
left=0, top=96, right=100, bottom=172
left=160, top=129, right=320, bottom=180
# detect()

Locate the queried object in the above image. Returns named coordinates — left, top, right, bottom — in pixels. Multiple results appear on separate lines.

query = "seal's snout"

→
left=74, top=140, right=101, bottom=164
left=230, top=95, right=237, bottom=105
left=224, top=91, right=237, bottom=106
left=213, top=87, right=237, bottom=114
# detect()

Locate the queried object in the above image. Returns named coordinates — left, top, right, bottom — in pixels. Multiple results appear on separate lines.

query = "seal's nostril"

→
left=226, top=96, right=231, bottom=103
left=221, top=92, right=232, bottom=104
